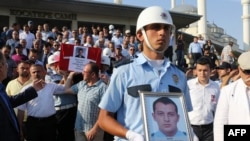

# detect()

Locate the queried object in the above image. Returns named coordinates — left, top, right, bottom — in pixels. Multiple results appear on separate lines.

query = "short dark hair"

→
left=2, top=45, right=11, bottom=50
left=30, top=48, right=38, bottom=54
left=17, top=60, right=31, bottom=67
left=196, top=56, right=212, bottom=68
left=153, top=97, right=178, bottom=113
left=88, top=62, right=99, bottom=77
left=30, top=63, right=44, bottom=71
left=44, top=42, right=52, bottom=48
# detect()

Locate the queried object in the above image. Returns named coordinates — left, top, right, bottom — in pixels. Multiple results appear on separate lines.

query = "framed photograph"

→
left=73, top=46, right=88, bottom=59
left=139, top=91, right=193, bottom=141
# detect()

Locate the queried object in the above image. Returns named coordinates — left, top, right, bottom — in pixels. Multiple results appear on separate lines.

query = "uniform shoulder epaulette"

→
left=112, top=58, right=133, bottom=68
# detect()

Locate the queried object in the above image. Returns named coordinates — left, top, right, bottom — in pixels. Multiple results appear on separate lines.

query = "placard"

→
left=59, top=43, right=102, bottom=71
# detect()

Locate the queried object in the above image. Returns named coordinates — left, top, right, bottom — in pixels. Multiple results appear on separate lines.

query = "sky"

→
left=95, top=0, right=243, bottom=49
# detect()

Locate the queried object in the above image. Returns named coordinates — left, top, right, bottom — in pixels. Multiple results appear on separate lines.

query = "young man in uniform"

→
left=98, top=6, right=193, bottom=141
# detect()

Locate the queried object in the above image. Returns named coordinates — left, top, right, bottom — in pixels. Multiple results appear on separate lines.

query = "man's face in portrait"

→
left=79, top=49, right=83, bottom=55
left=152, top=102, right=179, bottom=136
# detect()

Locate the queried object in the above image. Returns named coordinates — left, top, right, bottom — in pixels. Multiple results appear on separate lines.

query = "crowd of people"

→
left=0, top=5, right=249, bottom=141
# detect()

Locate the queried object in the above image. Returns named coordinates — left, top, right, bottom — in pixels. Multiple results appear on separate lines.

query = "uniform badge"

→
left=161, top=12, right=167, bottom=20
left=172, top=74, right=179, bottom=84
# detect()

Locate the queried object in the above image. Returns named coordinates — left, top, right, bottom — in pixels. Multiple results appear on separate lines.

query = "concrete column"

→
left=9, top=15, right=16, bottom=27
left=242, top=0, right=250, bottom=51
left=197, top=0, right=207, bottom=40
left=171, top=0, right=176, bottom=9
left=114, top=0, right=122, bottom=4
left=71, top=20, right=78, bottom=30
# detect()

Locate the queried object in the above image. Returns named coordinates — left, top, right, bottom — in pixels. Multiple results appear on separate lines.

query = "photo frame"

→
left=139, top=91, right=193, bottom=141
left=73, top=46, right=88, bottom=59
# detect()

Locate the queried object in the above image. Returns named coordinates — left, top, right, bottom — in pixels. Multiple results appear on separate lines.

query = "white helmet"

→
left=136, top=6, right=174, bottom=54
left=102, top=48, right=112, bottom=57
left=109, top=24, right=114, bottom=30
left=101, top=56, right=111, bottom=66
left=136, top=6, right=174, bottom=33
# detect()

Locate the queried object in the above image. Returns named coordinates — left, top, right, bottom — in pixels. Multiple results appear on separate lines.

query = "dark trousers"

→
left=191, top=123, right=213, bottom=141
left=176, top=50, right=184, bottom=67
left=26, top=115, right=57, bottom=141
left=55, top=106, right=77, bottom=141
left=191, top=53, right=202, bottom=65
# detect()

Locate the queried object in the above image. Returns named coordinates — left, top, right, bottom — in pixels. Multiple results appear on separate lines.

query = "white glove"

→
left=126, top=130, right=144, bottom=141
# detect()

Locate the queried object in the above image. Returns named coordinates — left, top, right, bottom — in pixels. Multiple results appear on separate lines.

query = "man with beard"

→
left=6, top=60, right=32, bottom=140
left=64, top=62, right=107, bottom=141
left=6, top=60, right=32, bottom=96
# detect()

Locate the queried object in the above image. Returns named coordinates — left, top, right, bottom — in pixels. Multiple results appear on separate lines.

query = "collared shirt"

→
left=111, top=36, right=123, bottom=46
left=99, top=53, right=192, bottom=141
left=121, top=47, right=129, bottom=57
left=214, top=79, right=250, bottom=141
left=19, top=32, right=35, bottom=49
left=41, top=31, right=53, bottom=41
left=17, top=83, right=65, bottom=117
left=71, top=79, right=106, bottom=132
left=6, top=39, right=20, bottom=55
left=188, top=42, right=202, bottom=54
left=45, top=69, right=77, bottom=107
left=221, top=45, right=233, bottom=63
left=187, top=78, right=220, bottom=125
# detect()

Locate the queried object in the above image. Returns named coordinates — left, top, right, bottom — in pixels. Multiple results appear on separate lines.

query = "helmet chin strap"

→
left=141, top=28, right=167, bottom=54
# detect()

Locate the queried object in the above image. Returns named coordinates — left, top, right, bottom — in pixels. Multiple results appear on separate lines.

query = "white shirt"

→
left=121, top=47, right=129, bottom=57
left=198, top=39, right=206, bottom=48
left=92, top=34, right=99, bottom=43
left=17, top=83, right=65, bottom=117
left=214, top=78, right=250, bottom=141
left=111, top=36, right=123, bottom=46
left=19, top=32, right=35, bottom=49
left=187, top=78, right=220, bottom=125
left=41, top=31, right=53, bottom=41
left=221, top=45, right=233, bottom=63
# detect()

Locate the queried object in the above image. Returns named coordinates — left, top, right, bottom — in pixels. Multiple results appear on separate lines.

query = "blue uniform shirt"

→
left=99, top=53, right=192, bottom=141
left=151, top=130, right=187, bottom=141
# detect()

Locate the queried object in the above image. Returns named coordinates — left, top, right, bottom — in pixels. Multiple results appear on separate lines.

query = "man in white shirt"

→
left=17, top=64, right=67, bottom=141
left=111, top=29, right=123, bottom=46
left=197, top=34, right=206, bottom=49
left=214, top=51, right=250, bottom=141
left=19, top=24, right=35, bottom=50
left=188, top=57, right=220, bottom=141
left=220, top=41, right=235, bottom=64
